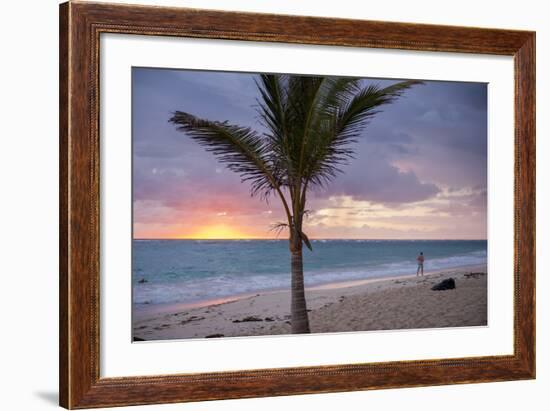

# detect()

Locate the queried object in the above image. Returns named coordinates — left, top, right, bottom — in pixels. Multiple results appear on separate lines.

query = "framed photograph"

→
left=59, top=1, right=535, bottom=409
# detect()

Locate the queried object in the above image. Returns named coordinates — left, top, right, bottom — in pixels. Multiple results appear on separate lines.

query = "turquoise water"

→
left=132, top=239, right=487, bottom=307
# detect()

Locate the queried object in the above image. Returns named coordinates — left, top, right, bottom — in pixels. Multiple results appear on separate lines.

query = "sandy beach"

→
left=133, top=264, right=487, bottom=341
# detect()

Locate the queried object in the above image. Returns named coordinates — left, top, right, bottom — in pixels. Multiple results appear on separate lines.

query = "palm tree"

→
left=170, top=74, right=421, bottom=334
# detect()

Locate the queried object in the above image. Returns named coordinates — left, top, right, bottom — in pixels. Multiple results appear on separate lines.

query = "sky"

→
left=132, top=68, right=487, bottom=240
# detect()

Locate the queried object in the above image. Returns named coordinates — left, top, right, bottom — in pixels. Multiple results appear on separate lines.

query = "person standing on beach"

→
left=416, top=252, right=425, bottom=276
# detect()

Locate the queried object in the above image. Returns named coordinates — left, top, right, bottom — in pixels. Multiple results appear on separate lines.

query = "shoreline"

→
left=133, top=263, right=487, bottom=340
left=133, top=263, right=486, bottom=320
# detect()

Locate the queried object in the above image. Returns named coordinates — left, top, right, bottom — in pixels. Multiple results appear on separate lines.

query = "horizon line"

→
left=133, top=237, right=488, bottom=241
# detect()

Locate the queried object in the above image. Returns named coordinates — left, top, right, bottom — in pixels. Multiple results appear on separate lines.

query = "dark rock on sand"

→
left=431, top=278, right=456, bottom=291
left=205, top=333, right=225, bottom=338
left=232, top=316, right=263, bottom=323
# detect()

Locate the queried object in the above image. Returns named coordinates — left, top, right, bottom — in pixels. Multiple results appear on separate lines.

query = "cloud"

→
left=131, top=68, right=487, bottom=239
left=317, top=149, right=440, bottom=204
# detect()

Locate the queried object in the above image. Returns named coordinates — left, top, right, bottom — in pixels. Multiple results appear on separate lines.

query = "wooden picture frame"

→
left=59, top=1, right=535, bottom=408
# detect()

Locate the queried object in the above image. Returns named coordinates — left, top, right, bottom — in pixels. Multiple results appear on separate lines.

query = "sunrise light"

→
left=184, top=224, right=252, bottom=240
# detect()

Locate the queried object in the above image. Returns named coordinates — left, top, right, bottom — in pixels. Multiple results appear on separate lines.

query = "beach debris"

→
left=431, top=278, right=456, bottom=291
left=464, top=272, right=486, bottom=279
left=232, top=316, right=263, bottom=323
left=138, top=278, right=148, bottom=283
left=180, top=316, right=204, bottom=325
left=205, top=333, right=225, bottom=338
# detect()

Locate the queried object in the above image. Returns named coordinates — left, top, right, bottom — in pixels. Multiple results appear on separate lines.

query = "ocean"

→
left=132, top=239, right=487, bottom=309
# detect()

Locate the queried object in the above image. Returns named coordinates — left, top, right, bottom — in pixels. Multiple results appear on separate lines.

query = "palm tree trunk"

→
left=290, top=248, right=310, bottom=333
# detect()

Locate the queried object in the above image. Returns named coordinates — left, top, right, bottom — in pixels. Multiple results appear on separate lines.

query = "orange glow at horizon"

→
left=134, top=192, right=487, bottom=240
left=178, top=223, right=263, bottom=240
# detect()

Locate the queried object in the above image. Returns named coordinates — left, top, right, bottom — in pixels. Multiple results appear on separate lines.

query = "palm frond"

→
left=255, top=74, right=295, bottom=187
left=302, top=80, right=423, bottom=189
left=255, top=74, right=288, bottom=145
left=299, top=230, right=313, bottom=251
left=336, top=80, right=423, bottom=143
left=169, top=111, right=278, bottom=199
left=269, top=222, right=289, bottom=237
